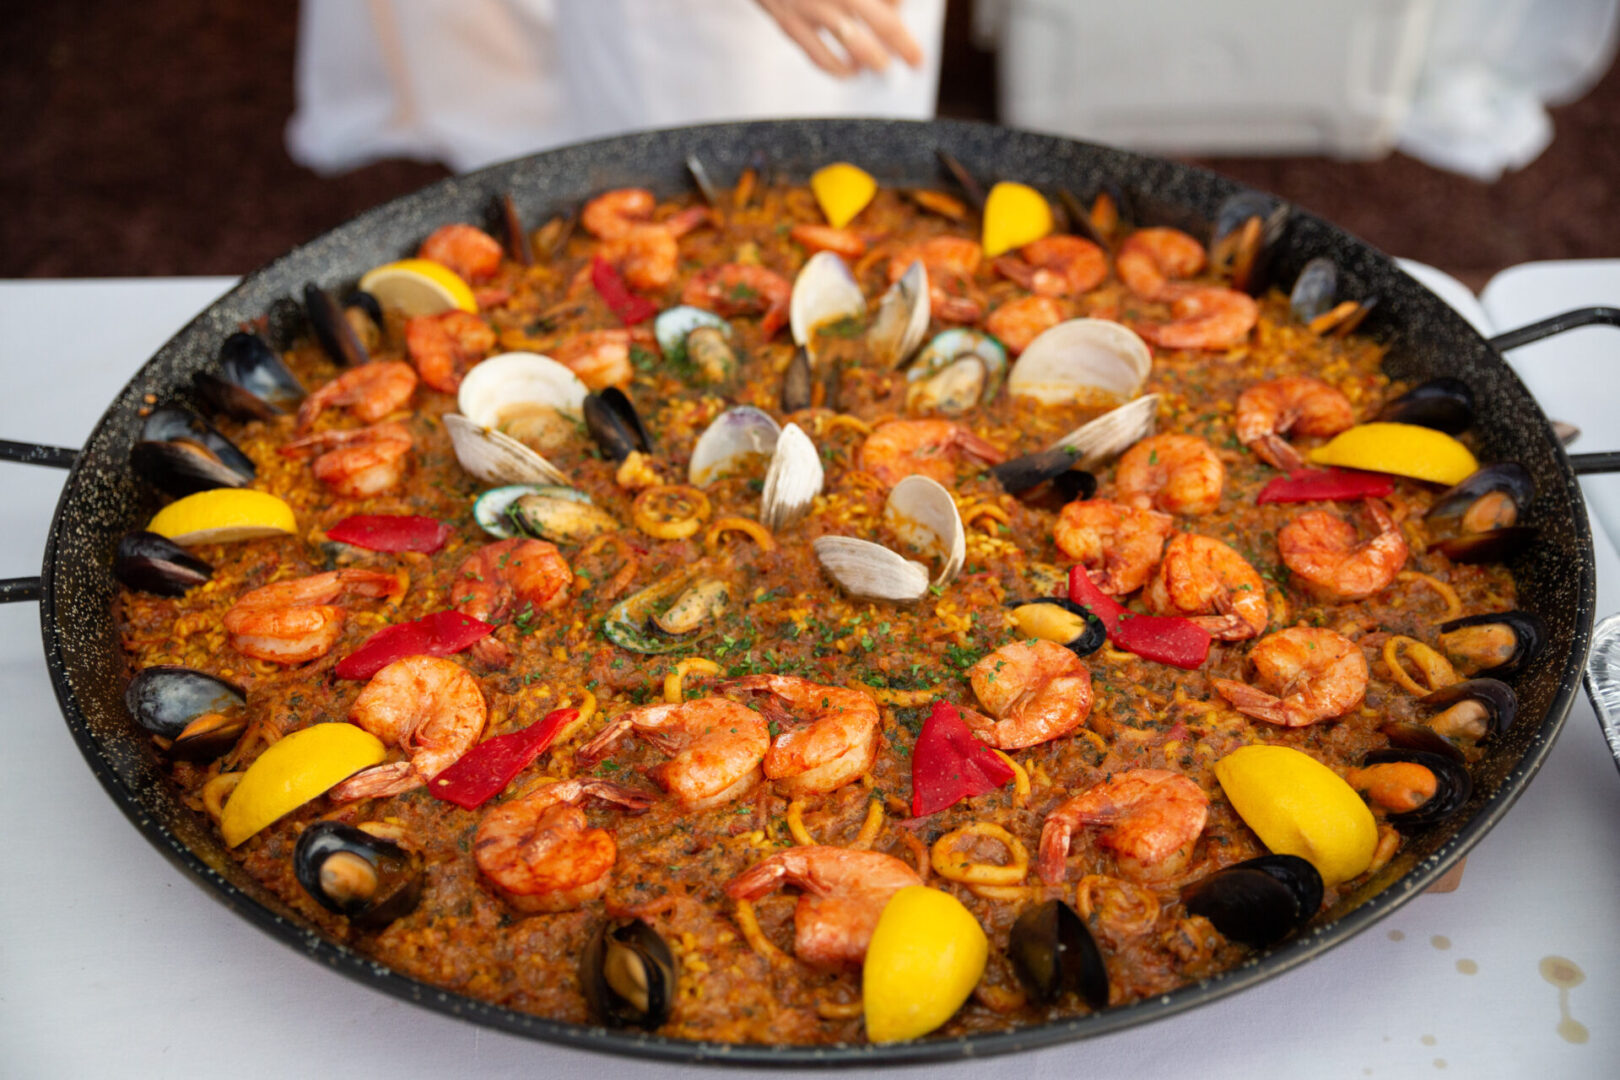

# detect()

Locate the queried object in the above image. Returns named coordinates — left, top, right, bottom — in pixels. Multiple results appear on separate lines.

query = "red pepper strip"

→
left=1068, top=566, right=1211, bottom=670
left=428, top=708, right=579, bottom=811
left=1257, top=468, right=1394, bottom=504
left=590, top=255, right=658, bottom=325
left=334, top=610, right=494, bottom=680
left=326, top=514, right=451, bottom=553
left=911, top=701, right=1017, bottom=817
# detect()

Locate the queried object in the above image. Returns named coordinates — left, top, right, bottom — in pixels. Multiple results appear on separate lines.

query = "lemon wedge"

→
left=1307, top=422, right=1478, bottom=486
left=147, top=489, right=297, bottom=546
left=811, top=163, right=877, bottom=229
left=1215, top=744, right=1378, bottom=886
left=359, top=257, right=477, bottom=316
left=982, top=181, right=1053, bottom=258
left=863, top=885, right=987, bottom=1042
left=220, top=724, right=387, bottom=847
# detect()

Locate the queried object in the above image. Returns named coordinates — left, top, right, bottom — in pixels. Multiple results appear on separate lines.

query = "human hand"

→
left=755, top=0, right=925, bottom=78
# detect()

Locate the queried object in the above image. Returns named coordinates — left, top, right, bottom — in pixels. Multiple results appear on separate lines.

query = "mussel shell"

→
left=1379, top=721, right=1467, bottom=764
left=114, top=531, right=213, bottom=596
left=1183, top=854, right=1323, bottom=948
left=652, top=578, right=730, bottom=635
left=1209, top=192, right=1288, bottom=294
left=294, top=821, right=423, bottom=929
left=1006, top=598, right=1107, bottom=657
left=131, top=406, right=257, bottom=496
left=685, top=325, right=736, bottom=383
left=303, top=282, right=369, bottom=367
left=1437, top=610, right=1545, bottom=678
left=140, top=406, right=257, bottom=476
left=1419, top=677, right=1518, bottom=738
left=1360, top=749, right=1471, bottom=829
left=1377, top=377, right=1476, bottom=435
left=496, top=192, right=533, bottom=266
left=1427, top=462, right=1534, bottom=524
left=988, top=446, right=1096, bottom=498
left=1432, top=526, right=1537, bottom=564
left=781, top=345, right=814, bottom=413
left=344, top=289, right=385, bottom=330
left=905, top=355, right=985, bottom=416
left=581, top=917, right=677, bottom=1030
left=604, top=567, right=711, bottom=653
left=1289, top=257, right=1339, bottom=323
left=508, top=492, right=620, bottom=544
left=1007, top=900, right=1108, bottom=1009
left=584, top=387, right=653, bottom=462
left=125, top=665, right=247, bottom=760
left=195, top=331, right=306, bottom=420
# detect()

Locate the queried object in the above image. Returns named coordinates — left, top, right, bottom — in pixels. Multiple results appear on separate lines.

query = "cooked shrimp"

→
left=888, top=236, right=985, bottom=322
left=1133, top=287, right=1259, bottom=351
left=993, top=235, right=1107, bottom=297
left=223, top=568, right=404, bottom=665
left=724, top=846, right=922, bottom=969
left=473, top=778, right=655, bottom=913
left=1235, top=375, right=1357, bottom=470
left=551, top=327, right=652, bottom=390
left=1053, top=498, right=1174, bottom=596
left=280, top=421, right=413, bottom=497
left=1039, top=769, right=1208, bottom=883
left=1143, top=532, right=1268, bottom=640
left=1116, top=227, right=1205, bottom=299
left=598, top=208, right=710, bottom=291
left=790, top=224, right=866, bottom=258
left=962, top=639, right=1094, bottom=749
left=985, top=295, right=1064, bottom=355
left=857, top=418, right=1005, bottom=487
left=682, top=263, right=793, bottom=338
left=417, top=223, right=503, bottom=284
left=294, top=361, right=417, bottom=432
left=1212, top=627, right=1368, bottom=727
left=730, top=675, right=880, bottom=795
left=1114, top=433, right=1224, bottom=516
left=576, top=697, right=769, bottom=810
left=329, top=655, right=487, bottom=799
left=404, top=310, right=496, bottom=393
left=1278, top=498, right=1409, bottom=600
left=453, top=538, right=572, bottom=667
left=581, top=188, right=680, bottom=240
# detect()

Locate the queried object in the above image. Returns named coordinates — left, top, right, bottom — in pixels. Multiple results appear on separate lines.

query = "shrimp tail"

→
left=574, top=718, right=634, bottom=766
left=469, top=635, right=511, bottom=669
left=1038, top=818, right=1074, bottom=884
left=1211, top=678, right=1307, bottom=727
left=329, top=760, right=422, bottom=802
left=575, top=778, right=658, bottom=813
left=1252, top=433, right=1304, bottom=471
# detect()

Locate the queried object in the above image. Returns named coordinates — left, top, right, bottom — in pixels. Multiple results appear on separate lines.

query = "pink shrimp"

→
left=963, top=639, right=1095, bottom=749
left=1133, top=286, right=1259, bottom=351
left=1212, top=627, right=1369, bottom=727
left=1116, top=227, right=1205, bottom=300
left=993, top=235, right=1108, bottom=297
left=551, top=328, right=652, bottom=390
left=1143, top=532, right=1269, bottom=641
left=294, top=361, right=417, bottom=432
left=985, top=295, right=1064, bottom=355
left=223, top=568, right=404, bottom=665
left=1235, top=375, right=1357, bottom=471
left=576, top=697, right=769, bottom=810
left=729, top=675, right=880, bottom=795
left=583, top=188, right=709, bottom=290
left=682, top=263, right=793, bottom=339
left=417, top=223, right=503, bottom=284
left=329, top=655, right=487, bottom=800
left=790, top=224, right=867, bottom=258
left=1039, top=769, right=1209, bottom=883
left=857, top=418, right=1005, bottom=487
left=1278, top=498, right=1409, bottom=601
left=280, top=421, right=413, bottom=497
left=1114, top=433, right=1224, bottom=516
left=1053, top=498, right=1175, bottom=596
left=404, top=310, right=496, bottom=393
left=452, top=538, right=572, bottom=668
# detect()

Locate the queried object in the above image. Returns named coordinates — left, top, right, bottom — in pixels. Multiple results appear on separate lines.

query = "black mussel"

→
left=581, top=917, right=677, bottom=1030
left=303, top=282, right=369, bottom=367
left=1184, top=855, right=1323, bottom=948
left=1007, top=899, right=1109, bottom=1009
left=1057, top=181, right=1132, bottom=247
left=1289, top=257, right=1339, bottom=323
left=130, top=405, right=256, bottom=496
left=1438, top=610, right=1546, bottom=678
left=934, top=149, right=987, bottom=211
left=124, top=665, right=248, bottom=761
left=1209, top=192, right=1288, bottom=294
left=1005, top=598, right=1107, bottom=658
left=1432, top=526, right=1537, bottom=564
left=584, top=387, right=653, bottom=462
left=1350, top=749, right=1471, bottom=829
left=114, top=531, right=212, bottom=596
left=344, top=289, right=384, bottom=329
left=532, top=210, right=577, bottom=263
left=819, top=355, right=842, bottom=413
left=988, top=447, right=1097, bottom=500
left=1427, top=462, right=1534, bottom=529
left=1379, top=721, right=1467, bottom=764
left=194, top=331, right=307, bottom=420
left=781, top=345, right=814, bottom=412
left=1378, top=377, right=1476, bottom=435
left=293, top=821, right=423, bottom=929
left=1419, top=677, right=1518, bottom=742
left=494, top=192, right=533, bottom=266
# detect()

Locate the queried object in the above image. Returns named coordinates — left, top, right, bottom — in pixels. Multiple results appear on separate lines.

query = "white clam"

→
left=789, top=252, right=866, bottom=355
left=1007, top=318, right=1152, bottom=404
left=457, top=352, right=588, bottom=427
left=811, top=538, right=932, bottom=604
left=760, top=422, right=824, bottom=531
left=654, top=306, right=729, bottom=358
left=444, top=413, right=569, bottom=486
left=867, top=259, right=930, bottom=368
left=885, top=475, right=966, bottom=586
left=814, top=474, right=966, bottom=603
left=688, top=406, right=781, bottom=487
left=1047, top=393, right=1161, bottom=469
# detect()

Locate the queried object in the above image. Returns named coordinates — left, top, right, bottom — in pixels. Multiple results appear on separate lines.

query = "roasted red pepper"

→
left=428, top=708, right=578, bottom=810
left=590, top=255, right=658, bottom=325
left=326, top=514, right=450, bottom=553
left=334, top=610, right=494, bottom=680
left=911, top=701, right=1016, bottom=817
left=1068, top=566, right=1211, bottom=669
left=1257, top=468, right=1393, bottom=504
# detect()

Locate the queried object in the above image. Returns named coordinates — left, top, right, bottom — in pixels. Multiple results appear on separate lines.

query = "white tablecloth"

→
left=1, top=278, right=1616, bottom=1078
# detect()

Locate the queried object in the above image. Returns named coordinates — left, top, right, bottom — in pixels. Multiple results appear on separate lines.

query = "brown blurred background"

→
left=3, top=0, right=1617, bottom=289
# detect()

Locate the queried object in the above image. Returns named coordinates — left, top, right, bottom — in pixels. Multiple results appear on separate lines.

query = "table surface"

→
left=1, top=276, right=1616, bottom=1079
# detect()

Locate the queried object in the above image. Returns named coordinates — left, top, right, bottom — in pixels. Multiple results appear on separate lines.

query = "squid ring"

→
left=931, top=822, right=1030, bottom=886
left=632, top=484, right=711, bottom=540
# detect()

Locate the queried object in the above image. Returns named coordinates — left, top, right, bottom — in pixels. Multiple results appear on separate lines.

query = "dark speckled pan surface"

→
left=34, top=120, right=1594, bottom=1066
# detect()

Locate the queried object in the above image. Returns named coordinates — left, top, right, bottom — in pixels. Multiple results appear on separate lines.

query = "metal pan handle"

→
left=1582, top=612, right=1620, bottom=776
left=0, top=438, right=79, bottom=605
left=1488, top=307, right=1620, bottom=476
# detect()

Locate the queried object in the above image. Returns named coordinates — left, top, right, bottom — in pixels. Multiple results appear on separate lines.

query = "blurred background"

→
left=3, top=0, right=1617, bottom=290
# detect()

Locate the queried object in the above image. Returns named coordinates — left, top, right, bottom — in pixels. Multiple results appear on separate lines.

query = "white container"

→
left=989, top=0, right=1436, bottom=159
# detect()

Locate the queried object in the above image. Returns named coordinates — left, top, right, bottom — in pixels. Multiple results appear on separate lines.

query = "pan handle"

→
left=1488, top=307, right=1620, bottom=476
left=1, top=438, right=78, bottom=604
left=1582, top=612, right=1620, bottom=776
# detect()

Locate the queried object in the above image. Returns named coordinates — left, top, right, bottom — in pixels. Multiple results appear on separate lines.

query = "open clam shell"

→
left=868, top=260, right=930, bottom=369
left=815, top=475, right=965, bottom=602
left=812, top=537, right=932, bottom=603
left=906, top=330, right=1007, bottom=416
left=444, top=413, right=569, bottom=486
left=654, top=305, right=729, bottom=358
left=885, top=475, right=965, bottom=586
left=1047, top=393, right=1160, bottom=468
left=790, top=251, right=865, bottom=354
left=1008, top=318, right=1152, bottom=405
left=689, top=406, right=781, bottom=486
left=760, top=422, right=824, bottom=531
left=457, top=351, right=589, bottom=429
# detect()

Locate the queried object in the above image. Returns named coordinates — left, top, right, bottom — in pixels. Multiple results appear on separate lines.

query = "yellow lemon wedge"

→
left=863, top=885, right=987, bottom=1043
left=1307, top=422, right=1478, bottom=486
left=358, top=257, right=478, bottom=315
left=1215, top=744, right=1378, bottom=886
left=220, top=724, right=387, bottom=847
left=146, top=489, right=297, bottom=546
left=981, top=181, right=1053, bottom=258
left=810, top=162, right=877, bottom=229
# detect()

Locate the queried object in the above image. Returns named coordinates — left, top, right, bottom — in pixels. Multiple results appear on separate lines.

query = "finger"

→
left=846, top=0, right=924, bottom=67
left=806, top=0, right=889, bottom=74
left=762, top=0, right=857, bottom=76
